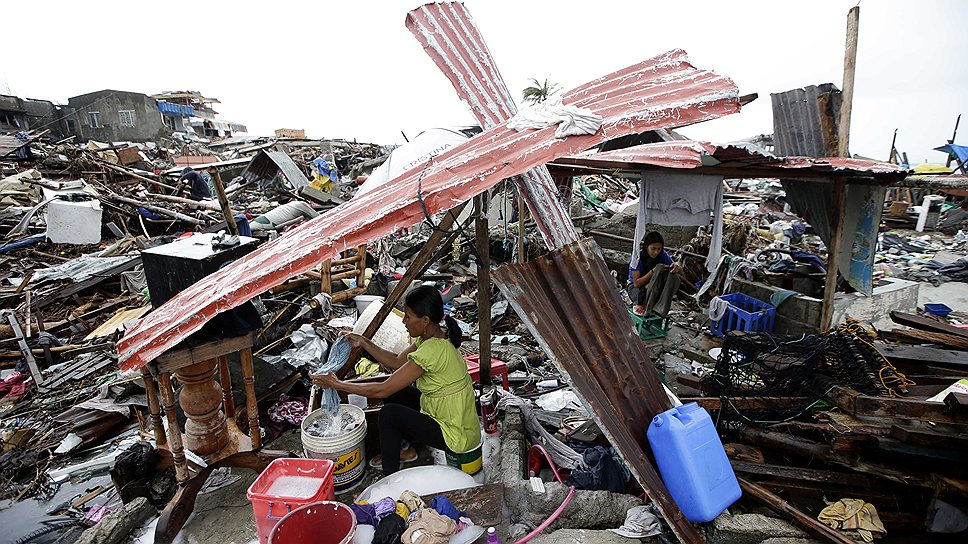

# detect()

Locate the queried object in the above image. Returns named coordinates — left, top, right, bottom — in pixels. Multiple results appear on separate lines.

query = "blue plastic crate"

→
left=924, top=303, right=952, bottom=318
left=710, top=293, right=775, bottom=337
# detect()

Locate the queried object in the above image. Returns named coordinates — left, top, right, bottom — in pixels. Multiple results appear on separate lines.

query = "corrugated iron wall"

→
left=492, top=238, right=702, bottom=543
left=771, top=83, right=842, bottom=158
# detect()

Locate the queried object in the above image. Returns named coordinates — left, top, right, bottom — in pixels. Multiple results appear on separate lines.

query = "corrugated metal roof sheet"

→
left=240, top=150, right=310, bottom=188
left=118, top=48, right=740, bottom=371
left=406, top=2, right=579, bottom=249
left=491, top=238, right=701, bottom=544
left=554, top=141, right=908, bottom=178
left=771, top=83, right=841, bottom=158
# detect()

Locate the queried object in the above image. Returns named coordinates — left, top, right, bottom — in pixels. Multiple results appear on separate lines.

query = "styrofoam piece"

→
left=352, top=300, right=410, bottom=354
left=355, top=465, right=478, bottom=504
left=47, top=198, right=102, bottom=244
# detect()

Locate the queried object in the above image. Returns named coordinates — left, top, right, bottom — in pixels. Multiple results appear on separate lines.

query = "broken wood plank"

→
left=154, top=333, right=255, bottom=374
left=888, top=328, right=968, bottom=350
left=738, top=478, right=856, bottom=544
left=3, top=310, right=45, bottom=390
left=730, top=460, right=882, bottom=488
left=891, top=311, right=968, bottom=341
left=680, top=396, right=811, bottom=412
left=875, top=342, right=968, bottom=369
left=826, top=385, right=968, bottom=425
left=890, top=424, right=968, bottom=450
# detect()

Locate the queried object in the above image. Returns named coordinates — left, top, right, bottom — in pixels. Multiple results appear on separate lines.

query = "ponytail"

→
left=444, top=316, right=462, bottom=348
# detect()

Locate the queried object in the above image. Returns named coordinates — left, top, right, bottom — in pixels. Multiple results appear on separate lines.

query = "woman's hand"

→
left=670, top=263, right=682, bottom=274
left=341, top=332, right=366, bottom=349
left=312, top=372, right=341, bottom=389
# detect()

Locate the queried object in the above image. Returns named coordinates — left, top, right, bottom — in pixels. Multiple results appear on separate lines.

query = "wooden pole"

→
left=208, top=168, right=239, bottom=236
left=820, top=179, right=847, bottom=331
left=946, top=114, right=961, bottom=168
left=346, top=201, right=471, bottom=368
left=217, top=355, right=236, bottom=419
left=837, top=5, right=860, bottom=158
left=517, top=188, right=527, bottom=263
left=475, top=194, right=492, bottom=388
left=738, top=478, right=857, bottom=544
left=157, top=372, right=189, bottom=483
left=355, top=245, right=367, bottom=288
left=141, top=368, right=167, bottom=446
left=96, top=159, right=179, bottom=192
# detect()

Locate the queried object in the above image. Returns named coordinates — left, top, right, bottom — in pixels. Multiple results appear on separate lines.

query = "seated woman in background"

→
left=629, top=231, right=681, bottom=316
left=312, top=285, right=480, bottom=475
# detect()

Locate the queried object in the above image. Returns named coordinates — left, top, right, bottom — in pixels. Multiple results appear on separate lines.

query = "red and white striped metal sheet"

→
left=117, top=48, right=740, bottom=372
left=406, top=2, right=580, bottom=249
left=557, top=141, right=909, bottom=177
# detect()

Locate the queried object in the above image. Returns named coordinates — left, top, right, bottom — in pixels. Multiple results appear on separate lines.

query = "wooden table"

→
left=141, top=332, right=290, bottom=543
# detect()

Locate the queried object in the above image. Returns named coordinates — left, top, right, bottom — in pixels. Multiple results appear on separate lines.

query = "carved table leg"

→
left=156, top=372, right=188, bottom=484
left=217, top=355, right=236, bottom=419
left=141, top=367, right=166, bottom=446
left=240, top=348, right=261, bottom=449
left=174, top=358, right=228, bottom=455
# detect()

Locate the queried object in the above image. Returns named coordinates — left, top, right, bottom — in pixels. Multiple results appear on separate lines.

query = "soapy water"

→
left=305, top=405, right=364, bottom=438
left=265, top=475, right=324, bottom=498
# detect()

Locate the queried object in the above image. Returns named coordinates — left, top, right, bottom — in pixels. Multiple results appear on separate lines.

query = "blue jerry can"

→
left=647, top=402, right=741, bottom=522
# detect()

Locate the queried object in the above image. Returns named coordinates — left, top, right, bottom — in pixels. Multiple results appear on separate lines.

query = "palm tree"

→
left=521, top=77, right=561, bottom=105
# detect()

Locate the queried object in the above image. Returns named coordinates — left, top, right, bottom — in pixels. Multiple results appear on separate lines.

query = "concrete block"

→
left=709, top=512, right=809, bottom=544
left=76, top=496, right=155, bottom=544
left=506, top=480, right=642, bottom=532
left=47, top=198, right=102, bottom=244
left=833, top=277, right=918, bottom=330
left=530, top=528, right=659, bottom=544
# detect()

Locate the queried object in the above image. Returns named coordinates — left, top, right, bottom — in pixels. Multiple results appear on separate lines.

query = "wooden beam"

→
left=730, top=460, right=881, bottom=488
left=154, top=333, right=255, bottom=374
left=347, top=201, right=470, bottom=367
left=207, top=168, right=239, bottom=236
left=887, top=328, right=968, bottom=351
left=4, top=311, right=45, bottom=390
left=820, top=179, right=846, bottom=331
left=475, top=194, right=492, bottom=388
left=739, top=478, right=856, bottom=544
left=890, top=311, right=968, bottom=341
left=837, top=5, right=860, bottom=158
left=825, top=385, right=967, bottom=426
left=875, top=342, right=968, bottom=369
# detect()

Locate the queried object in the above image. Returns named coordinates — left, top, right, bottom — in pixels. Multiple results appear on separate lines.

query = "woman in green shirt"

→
left=313, top=286, right=480, bottom=475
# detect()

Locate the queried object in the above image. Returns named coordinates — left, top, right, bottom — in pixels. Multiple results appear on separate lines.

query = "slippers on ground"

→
left=368, top=447, right=418, bottom=469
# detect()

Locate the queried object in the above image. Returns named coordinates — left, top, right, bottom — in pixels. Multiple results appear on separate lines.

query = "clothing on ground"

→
left=609, top=505, right=662, bottom=538
left=566, top=445, right=628, bottom=493
left=350, top=502, right=377, bottom=526
left=401, top=508, right=458, bottom=544
left=430, top=495, right=466, bottom=522
left=400, top=490, right=426, bottom=513
left=395, top=500, right=411, bottom=520
left=409, top=337, right=480, bottom=452
left=818, top=498, right=886, bottom=543
left=373, top=513, right=407, bottom=544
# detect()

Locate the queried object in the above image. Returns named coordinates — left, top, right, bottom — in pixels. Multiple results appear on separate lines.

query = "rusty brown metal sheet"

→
left=555, top=141, right=908, bottom=178
left=117, top=48, right=740, bottom=372
left=406, top=1, right=580, bottom=249
left=491, top=238, right=702, bottom=543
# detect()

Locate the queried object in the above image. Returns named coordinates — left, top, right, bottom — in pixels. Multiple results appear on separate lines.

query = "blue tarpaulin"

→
left=157, top=101, right=195, bottom=117
left=935, top=143, right=968, bottom=167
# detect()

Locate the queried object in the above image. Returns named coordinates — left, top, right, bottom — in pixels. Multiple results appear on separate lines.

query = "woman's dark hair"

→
left=637, top=231, right=666, bottom=271
left=405, top=285, right=462, bottom=348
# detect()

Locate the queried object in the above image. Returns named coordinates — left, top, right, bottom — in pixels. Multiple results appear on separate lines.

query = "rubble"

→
left=1, top=3, right=966, bottom=544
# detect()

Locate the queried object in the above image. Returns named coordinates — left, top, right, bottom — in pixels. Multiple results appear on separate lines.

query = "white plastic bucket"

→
left=352, top=300, right=410, bottom=354
left=301, top=405, right=368, bottom=493
left=353, top=295, right=384, bottom=316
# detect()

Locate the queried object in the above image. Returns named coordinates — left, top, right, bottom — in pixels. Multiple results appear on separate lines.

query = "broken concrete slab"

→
left=77, top=496, right=155, bottom=544
left=505, top=480, right=642, bottom=533
left=530, top=528, right=660, bottom=544
left=47, top=198, right=103, bottom=244
left=708, top=512, right=810, bottom=544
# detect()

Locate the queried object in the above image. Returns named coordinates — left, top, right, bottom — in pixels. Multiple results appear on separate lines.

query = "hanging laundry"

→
left=631, top=171, right=724, bottom=274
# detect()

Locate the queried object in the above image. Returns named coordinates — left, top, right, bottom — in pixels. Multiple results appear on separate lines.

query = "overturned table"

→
left=140, top=332, right=289, bottom=543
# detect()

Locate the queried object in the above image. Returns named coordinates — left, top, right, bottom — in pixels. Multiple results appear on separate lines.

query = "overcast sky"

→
left=3, top=0, right=965, bottom=165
